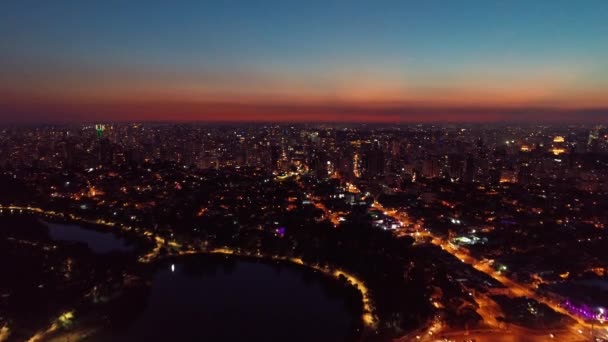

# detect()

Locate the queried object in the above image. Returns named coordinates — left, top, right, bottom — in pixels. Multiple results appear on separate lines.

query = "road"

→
left=366, top=199, right=600, bottom=342
left=5, top=189, right=603, bottom=342
left=291, top=175, right=343, bottom=226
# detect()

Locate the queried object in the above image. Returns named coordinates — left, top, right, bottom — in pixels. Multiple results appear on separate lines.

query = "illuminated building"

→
left=499, top=170, right=517, bottom=183
left=353, top=153, right=361, bottom=178
left=95, top=124, right=106, bottom=138
left=422, top=159, right=440, bottom=178
left=551, top=136, right=566, bottom=155
left=587, top=126, right=602, bottom=152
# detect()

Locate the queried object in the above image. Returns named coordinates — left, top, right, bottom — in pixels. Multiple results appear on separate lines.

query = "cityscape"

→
left=1, top=123, right=607, bottom=341
left=1, top=1, right=608, bottom=342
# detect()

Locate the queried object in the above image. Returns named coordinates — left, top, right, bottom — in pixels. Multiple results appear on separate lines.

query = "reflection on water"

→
left=100, top=257, right=356, bottom=342
left=42, top=220, right=132, bottom=254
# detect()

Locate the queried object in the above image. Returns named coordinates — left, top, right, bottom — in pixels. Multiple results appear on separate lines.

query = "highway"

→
left=367, top=201, right=602, bottom=342
left=3, top=193, right=605, bottom=342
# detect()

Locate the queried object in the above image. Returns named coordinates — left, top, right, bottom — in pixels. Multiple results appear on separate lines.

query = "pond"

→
left=93, top=257, right=358, bottom=342
left=2, top=215, right=360, bottom=340
left=42, top=220, right=133, bottom=254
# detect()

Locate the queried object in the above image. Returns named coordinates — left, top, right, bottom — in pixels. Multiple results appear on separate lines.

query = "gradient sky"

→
left=1, top=0, right=607, bottom=123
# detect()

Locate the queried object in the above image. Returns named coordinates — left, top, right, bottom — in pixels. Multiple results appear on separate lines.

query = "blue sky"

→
left=1, top=0, right=607, bottom=122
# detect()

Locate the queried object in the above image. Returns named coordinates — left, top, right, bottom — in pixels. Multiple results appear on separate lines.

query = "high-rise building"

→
left=95, top=124, right=106, bottom=139
left=422, top=159, right=440, bottom=178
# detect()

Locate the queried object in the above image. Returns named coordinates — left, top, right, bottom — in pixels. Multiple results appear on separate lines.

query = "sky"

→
left=1, top=0, right=607, bottom=123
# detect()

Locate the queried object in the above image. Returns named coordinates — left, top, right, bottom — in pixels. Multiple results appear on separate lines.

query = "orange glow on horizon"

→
left=1, top=79, right=607, bottom=123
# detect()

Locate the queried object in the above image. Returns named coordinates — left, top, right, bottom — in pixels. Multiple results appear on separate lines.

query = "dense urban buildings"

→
left=2, top=1, right=608, bottom=341
left=0, top=123, right=607, bottom=341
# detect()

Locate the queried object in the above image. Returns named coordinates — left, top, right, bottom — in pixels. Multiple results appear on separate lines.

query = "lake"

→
left=1, top=215, right=360, bottom=341
left=93, top=256, right=358, bottom=342
left=42, top=220, right=133, bottom=254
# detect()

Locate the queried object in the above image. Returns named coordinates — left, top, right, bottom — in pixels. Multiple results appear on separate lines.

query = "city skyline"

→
left=2, top=122, right=607, bottom=341
left=1, top=0, right=607, bottom=123
left=3, top=2, right=608, bottom=341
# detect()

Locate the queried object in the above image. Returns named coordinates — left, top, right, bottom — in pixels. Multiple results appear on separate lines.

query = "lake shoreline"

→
left=1, top=211, right=367, bottom=342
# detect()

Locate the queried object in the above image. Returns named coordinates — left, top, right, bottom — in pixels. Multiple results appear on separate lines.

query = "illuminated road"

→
left=363, top=199, right=599, bottom=342
left=290, top=175, right=342, bottom=226
left=3, top=196, right=604, bottom=341
left=0, top=325, right=9, bottom=342
left=311, top=195, right=342, bottom=226
left=404, top=327, right=590, bottom=342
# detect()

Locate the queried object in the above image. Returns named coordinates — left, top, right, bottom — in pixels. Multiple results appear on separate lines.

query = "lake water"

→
left=98, top=257, right=357, bottom=342
left=35, top=219, right=357, bottom=340
left=42, top=220, right=132, bottom=254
